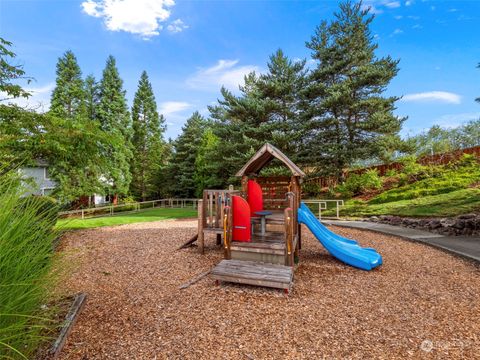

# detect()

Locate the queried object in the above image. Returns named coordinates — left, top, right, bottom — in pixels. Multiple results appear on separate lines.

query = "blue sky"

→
left=1, top=0, right=479, bottom=139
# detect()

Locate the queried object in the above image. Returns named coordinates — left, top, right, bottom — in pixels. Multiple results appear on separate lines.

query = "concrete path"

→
left=322, top=220, right=480, bottom=263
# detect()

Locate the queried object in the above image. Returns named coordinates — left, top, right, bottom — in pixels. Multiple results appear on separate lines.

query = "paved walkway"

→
left=323, top=220, right=480, bottom=263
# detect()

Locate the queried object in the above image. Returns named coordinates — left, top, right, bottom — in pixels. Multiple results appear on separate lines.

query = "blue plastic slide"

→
left=297, top=202, right=382, bottom=270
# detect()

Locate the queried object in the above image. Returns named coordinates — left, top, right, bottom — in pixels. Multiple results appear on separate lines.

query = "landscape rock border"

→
left=367, top=213, right=480, bottom=236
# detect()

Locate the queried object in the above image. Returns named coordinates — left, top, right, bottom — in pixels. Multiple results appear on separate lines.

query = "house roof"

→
left=235, top=143, right=306, bottom=177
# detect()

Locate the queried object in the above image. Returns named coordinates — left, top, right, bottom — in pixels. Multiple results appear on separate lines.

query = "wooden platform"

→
left=210, top=259, right=293, bottom=291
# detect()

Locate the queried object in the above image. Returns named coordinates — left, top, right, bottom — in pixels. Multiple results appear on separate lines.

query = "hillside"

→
left=320, top=154, right=480, bottom=218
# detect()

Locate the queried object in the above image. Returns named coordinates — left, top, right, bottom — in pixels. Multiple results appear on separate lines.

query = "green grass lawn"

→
left=56, top=207, right=197, bottom=230
left=326, top=188, right=480, bottom=218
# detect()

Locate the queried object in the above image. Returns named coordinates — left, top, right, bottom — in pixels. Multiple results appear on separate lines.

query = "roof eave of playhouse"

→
left=235, top=143, right=306, bottom=177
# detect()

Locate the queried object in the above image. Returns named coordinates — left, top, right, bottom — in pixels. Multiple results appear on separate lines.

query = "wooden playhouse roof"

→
left=235, top=143, right=306, bottom=177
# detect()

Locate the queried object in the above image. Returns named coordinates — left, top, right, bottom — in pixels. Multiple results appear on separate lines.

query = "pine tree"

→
left=50, top=51, right=85, bottom=118
left=130, top=71, right=166, bottom=200
left=97, top=55, right=132, bottom=196
left=303, top=1, right=404, bottom=178
left=256, top=49, right=307, bottom=155
left=168, top=112, right=207, bottom=197
left=206, top=50, right=305, bottom=185
left=84, top=74, right=99, bottom=121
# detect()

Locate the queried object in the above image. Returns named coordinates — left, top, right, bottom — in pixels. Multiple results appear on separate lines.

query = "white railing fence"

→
left=59, top=198, right=199, bottom=220
left=302, top=199, right=345, bottom=219
left=59, top=197, right=345, bottom=220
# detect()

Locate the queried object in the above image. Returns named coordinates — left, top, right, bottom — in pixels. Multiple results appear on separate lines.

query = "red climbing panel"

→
left=232, top=195, right=251, bottom=242
left=247, top=180, right=264, bottom=217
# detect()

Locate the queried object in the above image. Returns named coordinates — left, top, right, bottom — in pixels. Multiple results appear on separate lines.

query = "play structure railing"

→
left=197, top=189, right=240, bottom=254
left=59, top=198, right=199, bottom=219
left=200, top=189, right=240, bottom=230
left=302, top=199, right=345, bottom=219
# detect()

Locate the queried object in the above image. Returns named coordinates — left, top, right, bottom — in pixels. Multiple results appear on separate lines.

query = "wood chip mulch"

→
left=58, top=220, right=480, bottom=359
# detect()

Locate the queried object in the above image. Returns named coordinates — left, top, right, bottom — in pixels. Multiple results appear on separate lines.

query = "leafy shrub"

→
left=336, top=169, right=382, bottom=197
left=302, top=182, right=323, bottom=198
left=385, top=169, right=397, bottom=177
left=399, top=155, right=430, bottom=179
left=0, top=175, right=60, bottom=358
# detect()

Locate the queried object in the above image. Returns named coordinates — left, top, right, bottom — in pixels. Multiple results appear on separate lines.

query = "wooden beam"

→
left=177, top=233, right=198, bottom=250
left=179, top=270, right=210, bottom=289
left=50, top=293, right=87, bottom=359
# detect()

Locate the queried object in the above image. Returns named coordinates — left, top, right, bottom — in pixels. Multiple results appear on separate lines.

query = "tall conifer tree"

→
left=168, top=112, right=207, bottom=197
left=97, top=55, right=132, bottom=196
left=130, top=71, right=165, bottom=200
left=84, top=74, right=99, bottom=121
left=302, top=1, right=404, bottom=178
left=50, top=51, right=85, bottom=118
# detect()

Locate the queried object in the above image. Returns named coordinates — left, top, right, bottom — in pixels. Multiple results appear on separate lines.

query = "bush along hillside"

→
left=319, top=154, right=480, bottom=222
left=0, top=173, right=61, bottom=359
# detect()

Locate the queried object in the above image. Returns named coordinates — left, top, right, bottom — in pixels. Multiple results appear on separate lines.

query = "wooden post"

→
left=284, top=208, right=293, bottom=266
left=198, top=199, right=204, bottom=254
left=224, top=206, right=232, bottom=259
left=209, top=192, right=213, bottom=228
left=202, top=191, right=208, bottom=229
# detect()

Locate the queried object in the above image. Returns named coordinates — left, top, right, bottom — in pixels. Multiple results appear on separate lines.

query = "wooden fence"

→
left=306, top=145, right=480, bottom=188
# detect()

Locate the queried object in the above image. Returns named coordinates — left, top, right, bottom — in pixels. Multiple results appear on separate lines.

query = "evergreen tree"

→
left=50, top=51, right=85, bottom=118
left=97, top=55, right=132, bottom=196
left=302, top=1, right=404, bottom=179
left=130, top=71, right=166, bottom=200
left=206, top=50, right=305, bottom=185
left=255, top=49, right=307, bottom=154
left=84, top=74, right=99, bottom=121
left=168, top=112, right=207, bottom=197
left=194, top=128, right=222, bottom=196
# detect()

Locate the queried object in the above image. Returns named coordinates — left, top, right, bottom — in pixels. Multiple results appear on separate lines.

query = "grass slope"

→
left=57, top=207, right=197, bottom=230
left=337, top=188, right=480, bottom=217
left=323, top=157, right=480, bottom=218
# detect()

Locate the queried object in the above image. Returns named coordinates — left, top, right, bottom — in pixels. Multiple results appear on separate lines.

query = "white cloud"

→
left=402, top=91, right=461, bottom=104
left=435, top=112, right=480, bottom=128
left=167, top=19, right=188, bottom=33
left=159, top=101, right=191, bottom=116
left=385, top=1, right=401, bottom=8
left=186, top=59, right=260, bottom=91
left=81, top=0, right=177, bottom=39
left=405, top=0, right=414, bottom=6
left=394, top=15, right=403, bottom=19
left=0, top=83, right=54, bottom=112
left=391, top=28, right=403, bottom=36
left=412, top=24, right=422, bottom=29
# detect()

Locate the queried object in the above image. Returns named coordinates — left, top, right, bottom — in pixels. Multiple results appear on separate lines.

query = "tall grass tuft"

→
left=0, top=173, right=60, bottom=359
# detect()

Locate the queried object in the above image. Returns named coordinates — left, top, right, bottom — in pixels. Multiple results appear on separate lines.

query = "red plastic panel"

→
left=247, top=180, right=264, bottom=217
left=232, top=195, right=251, bottom=242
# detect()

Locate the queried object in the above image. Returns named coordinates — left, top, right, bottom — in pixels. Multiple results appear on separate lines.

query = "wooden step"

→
left=211, top=259, right=293, bottom=290
left=230, top=240, right=285, bottom=255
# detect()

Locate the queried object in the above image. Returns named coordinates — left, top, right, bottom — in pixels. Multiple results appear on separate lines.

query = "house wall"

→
left=21, top=166, right=57, bottom=196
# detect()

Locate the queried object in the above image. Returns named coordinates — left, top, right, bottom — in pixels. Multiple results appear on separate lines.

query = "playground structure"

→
left=194, top=143, right=382, bottom=292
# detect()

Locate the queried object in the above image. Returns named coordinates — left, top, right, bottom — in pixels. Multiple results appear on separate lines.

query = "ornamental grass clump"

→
left=0, top=174, right=60, bottom=359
